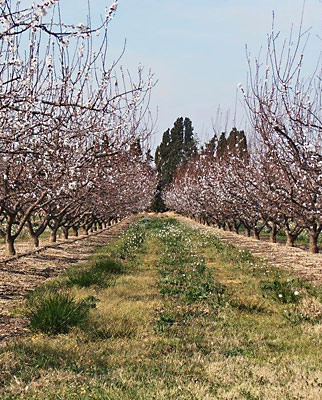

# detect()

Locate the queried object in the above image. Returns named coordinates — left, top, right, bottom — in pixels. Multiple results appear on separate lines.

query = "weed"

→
left=154, top=311, right=176, bottom=332
left=66, top=258, right=124, bottom=288
left=261, top=276, right=301, bottom=304
left=229, top=297, right=267, bottom=314
left=284, top=297, right=322, bottom=325
left=25, top=292, right=94, bottom=335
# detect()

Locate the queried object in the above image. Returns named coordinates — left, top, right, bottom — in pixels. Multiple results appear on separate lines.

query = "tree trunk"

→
left=6, top=236, right=16, bottom=256
left=309, top=225, right=320, bottom=254
left=245, top=227, right=251, bottom=237
left=62, top=227, right=69, bottom=240
left=285, top=231, right=296, bottom=247
left=50, top=229, right=58, bottom=243
left=270, top=224, right=278, bottom=243
left=72, top=227, right=79, bottom=237
left=33, top=235, right=40, bottom=248
left=253, top=229, right=260, bottom=240
left=309, top=233, right=319, bottom=254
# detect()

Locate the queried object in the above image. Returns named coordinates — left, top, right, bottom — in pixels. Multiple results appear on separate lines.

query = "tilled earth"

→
left=175, top=214, right=322, bottom=285
left=0, top=218, right=134, bottom=344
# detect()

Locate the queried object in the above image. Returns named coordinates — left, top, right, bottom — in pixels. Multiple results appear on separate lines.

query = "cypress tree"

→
left=204, top=135, right=217, bottom=158
left=153, top=117, right=197, bottom=211
left=216, top=128, right=248, bottom=161
left=226, top=128, right=248, bottom=160
left=183, top=117, right=197, bottom=161
left=216, top=132, right=227, bottom=160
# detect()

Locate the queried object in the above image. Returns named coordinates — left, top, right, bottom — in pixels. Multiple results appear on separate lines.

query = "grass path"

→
left=0, top=216, right=321, bottom=399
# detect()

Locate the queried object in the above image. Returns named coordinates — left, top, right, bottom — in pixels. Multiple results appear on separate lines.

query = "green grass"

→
left=26, top=292, right=95, bottom=335
left=0, top=217, right=321, bottom=399
left=65, top=258, right=125, bottom=288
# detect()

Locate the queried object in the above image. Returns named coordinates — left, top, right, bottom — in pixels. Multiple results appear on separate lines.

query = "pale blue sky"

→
left=62, top=0, right=322, bottom=148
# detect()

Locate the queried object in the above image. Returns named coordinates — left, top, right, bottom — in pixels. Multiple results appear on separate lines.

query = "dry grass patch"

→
left=0, top=217, right=321, bottom=399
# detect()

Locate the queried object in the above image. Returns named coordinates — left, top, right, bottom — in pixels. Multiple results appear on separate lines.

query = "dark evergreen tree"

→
left=216, top=128, right=248, bottom=161
left=216, top=132, right=227, bottom=160
left=153, top=117, right=197, bottom=211
left=129, top=139, right=143, bottom=160
left=204, top=135, right=217, bottom=158
left=226, top=128, right=248, bottom=159
left=183, top=117, right=197, bottom=161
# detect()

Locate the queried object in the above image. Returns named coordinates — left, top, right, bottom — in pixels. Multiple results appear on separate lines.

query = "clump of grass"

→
left=26, top=292, right=95, bottom=335
left=229, top=297, right=268, bottom=314
left=284, top=296, right=322, bottom=325
left=261, top=276, right=301, bottom=304
left=94, top=257, right=126, bottom=275
left=66, top=258, right=124, bottom=288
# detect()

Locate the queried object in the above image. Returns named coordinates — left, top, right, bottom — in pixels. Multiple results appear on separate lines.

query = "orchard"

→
left=0, top=0, right=156, bottom=255
left=164, top=20, right=322, bottom=254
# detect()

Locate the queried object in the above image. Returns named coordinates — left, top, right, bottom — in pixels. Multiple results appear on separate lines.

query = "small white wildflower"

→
left=294, top=290, right=299, bottom=296
left=278, top=294, right=283, bottom=298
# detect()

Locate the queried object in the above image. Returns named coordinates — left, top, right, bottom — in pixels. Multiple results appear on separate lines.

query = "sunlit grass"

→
left=0, top=217, right=321, bottom=399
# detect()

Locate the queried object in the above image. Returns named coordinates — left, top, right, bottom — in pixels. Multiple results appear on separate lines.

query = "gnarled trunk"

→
left=62, top=227, right=69, bottom=240
left=32, top=235, right=40, bottom=248
left=6, top=236, right=16, bottom=256
left=227, top=222, right=233, bottom=232
left=269, top=224, right=278, bottom=243
left=253, top=228, right=260, bottom=240
left=50, top=229, right=58, bottom=243
left=308, top=224, right=321, bottom=254
left=233, top=221, right=241, bottom=234
left=309, top=233, right=319, bottom=254
left=285, top=231, right=296, bottom=247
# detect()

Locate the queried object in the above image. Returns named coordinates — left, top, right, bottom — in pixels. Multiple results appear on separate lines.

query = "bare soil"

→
left=174, top=214, right=322, bottom=285
left=0, top=217, right=135, bottom=343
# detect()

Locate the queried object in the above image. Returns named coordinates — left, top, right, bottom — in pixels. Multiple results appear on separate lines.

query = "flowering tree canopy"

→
left=0, top=1, right=157, bottom=255
left=164, top=21, right=322, bottom=254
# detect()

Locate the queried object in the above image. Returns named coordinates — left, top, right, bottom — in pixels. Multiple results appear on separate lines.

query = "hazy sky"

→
left=63, top=0, right=322, bottom=148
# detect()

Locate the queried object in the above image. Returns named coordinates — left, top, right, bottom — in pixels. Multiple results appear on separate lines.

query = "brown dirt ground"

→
left=0, top=217, right=136, bottom=344
left=172, top=213, right=322, bottom=285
